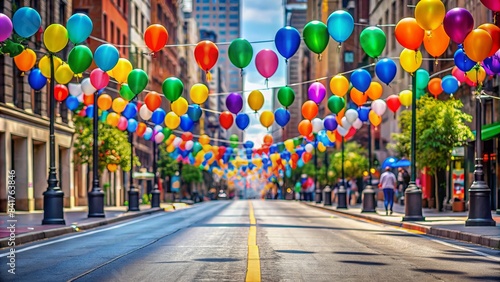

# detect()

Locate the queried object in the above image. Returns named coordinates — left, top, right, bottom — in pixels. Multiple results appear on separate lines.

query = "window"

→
left=230, top=0, right=238, bottom=3
left=196, top=6, right=200, bottom=10
left=202, top=14, right=209, bottom=18
left=219, top=6, right=226, bottom=11
left=196, top=14, right=200, bottom=19
left=229, top=6, right=238, bottom=11
left=229, top=14, right=238, bottom=19
left=202, top=6, right=209, bottom=10
left=103, top=14, right=108, bottom=39
left=117, top=28, right=121, bottom=46
left=219, top=14, right=226, bottom=19
left=202, top=22, right=210, bottom=26
left=135, top=4, right=139, bottom=27
left=220, top=0, right=226, bottom=2
left=344, top=51, right=354, bottom=63
left=203, top=0, right=209, bottom=3
left=229, top=30, right=238, bottom=35
left=391, top=1, right=396, bottom=50
left=219, top=22, right=226, bottom=27
left=157, top=4, right=162, bottom=21
left=13, top=67, right=24, bottom=109
left=110, top=21, right=115, bottom=43
left=229, top=22, right=238, bottom=27
left=33, top=90, right=41, bottom=115
left=220, top=30, right=226, bottom=35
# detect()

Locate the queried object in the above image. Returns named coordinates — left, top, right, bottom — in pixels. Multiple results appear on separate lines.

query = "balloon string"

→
left=318, top=54, right=322, bottom=62
left=265, top=78, right=269, bottom=89
left=206, top=71, right=212, bottom=82
left=337, top=44, right=341, bottom=53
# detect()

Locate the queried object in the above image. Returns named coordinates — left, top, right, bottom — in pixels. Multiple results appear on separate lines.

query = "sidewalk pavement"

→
left=0, top=203, right=190, bottom=248
left=303, top=200, right=500, bottom=250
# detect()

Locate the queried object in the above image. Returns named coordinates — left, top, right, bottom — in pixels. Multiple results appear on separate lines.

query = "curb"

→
left=304, top=203, right=500, bottom=250
left=0, top=208, right=164, bottom=249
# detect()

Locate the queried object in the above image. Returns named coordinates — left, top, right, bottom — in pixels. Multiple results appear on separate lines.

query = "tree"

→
left=390, top=95, right=473, bottom=210
left=157, top=145, right=179, bottom=179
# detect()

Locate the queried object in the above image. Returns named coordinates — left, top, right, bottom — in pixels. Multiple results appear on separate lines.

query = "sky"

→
left=241, top=0, right=286, bottom=147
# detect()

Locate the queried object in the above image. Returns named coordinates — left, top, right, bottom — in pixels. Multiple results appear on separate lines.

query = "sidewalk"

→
left=303, top=200, right=500, bottom=250
left=0, top=203, right=190, bottom=248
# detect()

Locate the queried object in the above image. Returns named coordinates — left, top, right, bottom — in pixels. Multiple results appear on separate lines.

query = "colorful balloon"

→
left=226, top=93, right=243, bottom=114
left=323, top=115, right=338, bottom=131
left=128, top=69, right=149, bottom=95
left=111, top=58, right=133, bottom=84
left=398, top=90, right=412, bottom=107
left=327, top=96, right=345, bottom=114
left=350, top=69, right=372, bottom=92
left=67, top=45, right=93, bottom=74
left=54, top=84, right=69, bottom=102
left=350, top=88, right=368, bottom=107
left=219, top=111, right=234, bottom=130
left=194, top=40, right=218, bottom=72
left=94, top=44, right=119, bottom=71
left=66, top=13, right=93, bottom=44
left=371, top=99, right=387, bottom=116
left=39, top=55, right=62, bottom=79
left=190, top=83, right=209, bottom=104
left=369, top=111, right=382, bottom=126
left=463, top=29, right=493, bottom=62
left=90, top=68, right=110, bottom=89
left=179, top=114, right=194, bottom=131
left=400, top=49, right=422, bottom=73
left=298, top=120, right=313, bottom=136
left=441, top=75, right=459, bottom=95
left=248, top=90, right=264, bottom=112
left=111, top=97, right=127, bottom=113
left=97, top=94, right=112, bottom=110
left=428, top=78, right=442, bottom=97
left=144, top=91, right=162, bottom=111
left=120, top=84, right=135, bottom=101
left=228, top=38, right=253, bottom=69
left=144, top=24, right=168, bottom=52
left=481, top=0, right=500, bottom=11
left=443, top=8, right=474, bottom=44
left=386, top=95, right=401, bottom=114
left=171, top=97, right=189, bottom=116
left=423, top=24, right=450, bottom=58
left=375, top=58, right=397, bottom=85
left=360, top=26, right=386, bottom=58
left=65, top=95, right=79, bottom=111
left=302, top=100, right=318, bottom=120
left=478, top=24, right=500, bottom=57
left=451, top=66, right=467, bottom=83
left=54, top=64, right=74, bottom=84
left=274, top=26, right=301, bottom=60
left=81, top=77, right=97, bottom=95
left=122, top=103, right=138, bottom=119
left=274, top=108, right=290, bottom=127
left=454, top=49, right=477, bottom=72
left=466, top=66, right=487, bottom=86
left=308, top=82, right=326, bottom=104
left=366, top=82, right=383, bottom=100
left=165, top=112, right=180, bottom=129
left=483, top=54, right=500, bottom=74
left=255, top=49, right=279, bottom=79
left=415, top=0, right=446, bottom=31
left=187, top=105, right=202, bottom=122
left=163, top=77, right=184, bottom=102
left=13, top=7, right=41, bottom=38
left=329, top=75, right=349, bottom=97
left=303, top=20, right=329, bottom=55
left=415, top=69, right=430, bottom=89
left=260, top=111, right=274, bottom=128
left=277, top=86, right=295, bottom=108
left=0, top=13, right=13, bottom=41
left=327, top=10, right=354, bottom=44
left=236, top=113, right=250, bottom=130
left=395, top=18, right=425, bottom=50
left=28, top=68, right=47, bottom=91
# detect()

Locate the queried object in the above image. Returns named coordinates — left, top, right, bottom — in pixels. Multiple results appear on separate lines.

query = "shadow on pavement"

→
left=429, top=256, right=500, bottom=265
left=333, top=251, right=380, bottom=256
left=193, top=258, right=242, bottom=262
left=412, top=268, right=466, bottom=275
left=339, top=260, right=387, bottom=266
left=275, top=250, right=315, bottom=254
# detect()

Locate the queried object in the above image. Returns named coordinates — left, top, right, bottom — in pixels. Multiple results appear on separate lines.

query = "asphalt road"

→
left=1, top=200, right=499, bottom=282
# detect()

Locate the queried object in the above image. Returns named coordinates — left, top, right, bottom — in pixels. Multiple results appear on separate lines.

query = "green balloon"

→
left=277, top=86, right=295, bottom=108
left=228, top=38, right=253, bottom=69
left=192, top=141, right=202, bottom=155
left=230, top=134, right=239, bottom=148
left=127, top=69, right=148, bottom=95
left=119, top=84, right=135, bottom=101
left=162, top=77, right=184, bottom=102
left=162, top=127, right=172, bottom=139
left=360, top=26, right=386, bottom=58
left=68, top=45, right=93, bottom=74
left=415, top=69, right=430, bottom=89
left=303, top=20, right=329, bottom=55
left=328, top=96, right=345, bottom=114
left=416, top=88, right=426, bottom=100
left=277, top=143, right=285, bottom=152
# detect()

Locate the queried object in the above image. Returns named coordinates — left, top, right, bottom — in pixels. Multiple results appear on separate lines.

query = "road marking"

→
left=246, top=201, right=261, bottom=282
left=424, top=236, right=500, bottom=262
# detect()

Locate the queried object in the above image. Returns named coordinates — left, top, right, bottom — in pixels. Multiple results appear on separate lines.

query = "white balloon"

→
left=77, top=94, right=84, bottom=103
left=352, top=118, right=363, bottom=129
left=81, top=78, right=96, bottom=95
left=371, top=99, right=387, bottom=116
left=185, top=140, right=194, bottom=150
left=337, top=125, right=349, bottom=137
left=341, top=117, right=351, bottom=129
left=68, top=83, right=82, bottom=96
left=305, top=143, right=314, bottom=153
left=173, top=137, right=182, bottom=148
left=311, top=118, right=324, bottom=133
left=139, top=105, right=152, bottom=120
left=154, top=132, right=165, bottom=143
left=345, top=109, right=359, bottom=124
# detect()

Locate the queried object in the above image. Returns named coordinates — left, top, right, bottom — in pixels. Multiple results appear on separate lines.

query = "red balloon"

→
left=219, top=111, right=234, bottom=130
left=54, top=84, right=69, bottom=102
left=144, top=24, right=168, bottom=52
left=181, top=132, right=193, bottom=141
left=194, top=41, right=219, bottom=72
left=478, top=23, right=500, bottom=57
left=291, top=153, right=299, bottom=162
left=302, top=152, right=313, bottom=163
left=179, top=141, right=186, bottom=151
left=144, top=91, right=162, bottom=111
left=386, top=95, right=401, bottom=113
left=218, top=146, right=226, bottom=157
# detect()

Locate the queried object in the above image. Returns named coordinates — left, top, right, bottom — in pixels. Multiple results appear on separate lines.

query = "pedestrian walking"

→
left=379, top=166, right=397, bottom=215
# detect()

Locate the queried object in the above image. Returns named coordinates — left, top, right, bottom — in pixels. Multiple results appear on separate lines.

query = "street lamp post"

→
left=323, top=147, right=332, bottom=206
left=403, top=72, right=424, bottom=221
left=314, top=143, right=322, bottom=203
left=88, top=90, right=105, bottom=217
left=151, top=139, right=160, bottom=208
left=362, top=122, right=376, bottom=213
left=42, top=54, right=65, bottom=225
left=128, top=132, right=139, bottom=211
left=466, top=94, right=495, bottom=226
left=337, top=137, right=348, bottom=209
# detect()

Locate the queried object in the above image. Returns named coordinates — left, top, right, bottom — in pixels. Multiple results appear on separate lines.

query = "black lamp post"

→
left=465, top=94, right=495, bottom=226
left=314, top=141, right=322, bottom=203
left=42, top=54, right=65, bottom=225
left=88, top=90, right=105, bottom=217
left=337, top=136, right=348, bottom=209
left=362, top=120, right=376, bottom=213
left=151, top=139, right=160, bottom=208
left=403, top=72, right=424, bottom=221
left=128, top=131, right=139, bottom=211
left=323, top=146, right=332, bottom=206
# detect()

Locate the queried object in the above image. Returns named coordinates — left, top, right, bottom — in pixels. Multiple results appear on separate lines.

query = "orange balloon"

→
left=336, top=108, right=345, bottom=125
left=423, top=24, right=450, bottom=58
left=302, top=152, right=313, bottom=163
left=301, top=100, right=318, bottom=120
left=97, top=94, right=112, bottom=110
left=350, top=87, right=368, bottom=106
left=394, top=17, right=425, bottom=50
left=263, top=134, right=273, bottom=146
left=106, top=112, right=120, bottom=127
left=83, top=93, right=94, bottom=105
left=144, top=91, right=162, bottom=111
left=369, top=111, right=382, bottom=127
left=14, top=48, right=37, bottom=72
left=366, top=82, right=383, bottom=100
left=144, top=24, right=168, bottom=52
left=136, top=122, right=147, bottom=137
left=478, top=24, right=500, bottom=57
left=428, top=78, right=442, bottom=97
left=463, top=29, right=493, bottom=63
left=298, top=119, right=313, bottom=136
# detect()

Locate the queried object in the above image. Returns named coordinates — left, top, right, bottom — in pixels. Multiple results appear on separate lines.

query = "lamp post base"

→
left=128, top=187, right=140, bottom=212
left=151, top=187, right=160, bottom=208
left=466, top=180, right=495, bottom=226
left=361, top=185, right=376, bottom=213
left=42, top=188, right=65, bottom=225
left=337, top=186, right=348, bottom=209
left=88, top=189, right=105, bottom=217
left=403, top=184, right=425, bottom=221
left=323, top=186, right=332, bottom=206
left=315, top=188, right=322, bottom=204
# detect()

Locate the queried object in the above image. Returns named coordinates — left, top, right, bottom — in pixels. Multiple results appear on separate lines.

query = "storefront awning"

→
left=481, top=121, right=500, bottom=141
left=133, top=171, right=154, bottom=179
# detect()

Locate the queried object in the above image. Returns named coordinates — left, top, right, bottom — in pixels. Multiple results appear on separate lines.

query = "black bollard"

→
left=323, top=186, right=332, bottom=206
left=337, top=186, right=348, bottom=209
left=361, top=185, right=376, bottom=213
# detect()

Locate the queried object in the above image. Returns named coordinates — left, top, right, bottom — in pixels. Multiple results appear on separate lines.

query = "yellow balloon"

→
left=54, top=64, right=74, bottom=84
left=190, top=83, right=209, bottom=104
left=171, top=97, right=188, bottom=116
left=400, top=49, right=422, bottom=73
left=260, top=110, right=274, bottom=128
left=43, top=24, right=69, bottom=53
left=202, top=144, right=212, bottom=152
left=414, top=0, right=445, bottom=31
left=466, top=66, right=487, bottom=86
left=326, top=130, right=336, bottom=142
left=111, top=58, right=133, bottom=84
left=167, top=144, right=175, bottom=153
left=284, top=139, right=295, bottom=152
left=165, top=112, right=180, bottom=129
left=199, top=134, right=211, bottom=145
left=318, top=142, right=326, bottom=152
left=39, top=55, right=63, bottom=78
left=106, top=112, right=120, bottom=127
left=112, top=97, right=127, bottom=113
left=329, top=75, right=349, bottom=97
left=369, top=111, right=382, bottom=127
left=399, top=90, right=412, bottom=107
left=248, top=90, right=264, bottom=112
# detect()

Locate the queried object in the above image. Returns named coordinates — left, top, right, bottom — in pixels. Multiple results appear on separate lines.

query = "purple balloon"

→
left=323, top=115, right=338, bottom=131
left=308, top=82, right=326, bottom=104
left=0, top=13, right=13, bottom=42
left=226, top=93, right=243, bottom=114
left=443, top=8, right=474, bottom=44
left=483, top=52, right=500, bottom=74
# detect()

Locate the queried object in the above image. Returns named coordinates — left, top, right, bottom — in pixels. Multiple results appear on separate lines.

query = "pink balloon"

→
left=90, top=68, right=110, bottom=89
left=255, top=49, right=279, bottom=79
left=117, top=116, right=128, bottom=131
left=154, top=132, right=165, bottom=143
left=451, top=67, right=466, bottom=83
left=481, top=0, right=500, bottom=11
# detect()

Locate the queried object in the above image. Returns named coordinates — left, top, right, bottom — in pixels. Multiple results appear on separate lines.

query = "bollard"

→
left=361, top=185, right=376, bottom=213
left=403, top=185, right=425, bottom=221
left=315, top=187, right=322, bottom=203
left=323, top=186, right=332, bottom=206
left=337, top=186, right=348, bottom=209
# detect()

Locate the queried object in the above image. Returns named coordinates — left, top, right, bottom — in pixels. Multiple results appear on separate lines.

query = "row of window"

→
left=200, top=22, right=239, bottom=27
left=133, top=4, right=151, bottom=34
left=196, top=0, right=239, bottom=3
left=196, top=6, right=239, bottom=11
left=197, top=14, right=239, bottom=19
left=103, top=14, right=128, bottom=57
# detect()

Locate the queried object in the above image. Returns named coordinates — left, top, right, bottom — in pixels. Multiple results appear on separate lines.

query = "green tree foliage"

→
left=158, top=144, right=179, bottom=178
left=73, top=115, right=139, bottom=172
left=181, top=164, right=203, bottom=184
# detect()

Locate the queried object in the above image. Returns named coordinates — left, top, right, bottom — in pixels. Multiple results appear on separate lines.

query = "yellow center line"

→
left=246, top=201, right=261, bottom=282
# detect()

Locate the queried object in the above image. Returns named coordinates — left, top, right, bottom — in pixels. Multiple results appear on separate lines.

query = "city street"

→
left=1, top=200, right=499, bottom=282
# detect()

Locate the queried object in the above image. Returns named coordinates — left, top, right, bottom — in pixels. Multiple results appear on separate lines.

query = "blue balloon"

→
left=297, top=159, right=304, bottom=168
left=375, top=58, right=397, bottom=85
left=100, top=110, right=108, bottom=122
left=127, top=119, right=138, bottom=132
left=327, top=10, right=354, bottom=43
left=274, top=26, right=301, bottom=60
left=270, top=144, right=278, bottom=154
left=357, top=107, right=370, bottom=122
left=13, top=7, right=41, bottom=38
left=28, top=68, right=47, bottom=91
left=180, top=114, right=194, bottom=131
left=441, top=75, right=459, bottom=95
left=122, top=103, right=138, bottom=119
left=454, top=49, right=476, bottom=72
left=350, top=69, right=371, bottom=92
left=143, top=127, right=153, bottom=141
left=244, top=140, right=254, bottom=149
left=151, top=108, right=166, bottom=125
left=205, top=151, right=213, bottom=160
left=235, top=113, right=250, bottom=130
left=187, top=105, right=202, bottom=121
left=67, top=13, right=93, bottom=44
left=86, top=105, right=94, bottom=118
left=65, top=96, right=80, bottom=111
left=323, top=115, right=338, bottom=131
left=94, top=44, right=119, bottom=71
left=274, top=108, right=290, bottom=127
